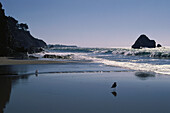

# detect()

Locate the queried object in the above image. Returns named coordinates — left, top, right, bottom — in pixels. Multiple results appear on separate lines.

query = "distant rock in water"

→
left=0, top=2, right=47, bottom=57
left=157, top=44, right=162, bottom=47
left=132, top=35, right=156, bottom=49
left=48, top=44, right=77, bottom=48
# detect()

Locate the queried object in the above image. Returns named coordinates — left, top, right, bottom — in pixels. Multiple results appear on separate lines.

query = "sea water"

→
left=1, top=47, right=170, bottom=113
left=31, top=47, right=170, bottom=75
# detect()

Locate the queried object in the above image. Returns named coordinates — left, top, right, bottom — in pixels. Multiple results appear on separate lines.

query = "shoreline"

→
left=0, top=57, right=76, bottom=65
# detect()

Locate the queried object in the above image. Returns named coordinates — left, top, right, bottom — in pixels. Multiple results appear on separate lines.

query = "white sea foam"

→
left=112, top=47, right=170, bottom=58
left=83, top=56, right=170, bottom=75
left=29, top=52, right=74, bottom=58
left=29, top=51, right=89, bottom=61
left=29, top=47, right=170, bottom=75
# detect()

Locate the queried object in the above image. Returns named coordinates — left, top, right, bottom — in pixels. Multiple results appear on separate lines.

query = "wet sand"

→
left=0, top=57, right=73, bottom=65
left=1, top=71, right=170, bottom=113
left=1, top=60, right=170, bottom=113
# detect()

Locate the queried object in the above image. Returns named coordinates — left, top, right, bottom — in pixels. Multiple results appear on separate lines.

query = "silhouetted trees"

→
left=19, top=23, right=29, bottom=31
left=8, top=17, right=28, bottom=31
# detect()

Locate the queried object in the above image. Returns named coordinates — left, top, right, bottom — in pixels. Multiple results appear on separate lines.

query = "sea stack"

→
left=157, top=44, right=162, bottom=47
left=132, top=34, right=156, bottom=49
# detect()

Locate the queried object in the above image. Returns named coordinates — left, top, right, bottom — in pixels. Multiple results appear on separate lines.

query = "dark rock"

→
left=0, top=2, right=47, bottom=57
left=28, top=55, right=39, bottom=59
left=132, top=34, right=156, bottom=49
left=43, top=54, right=57, bottom=58
left=43, top=54, right=72, bottom=59
left=0, top=2, right=2, bottom=9
left=27, top=47, right=44, bottom=54
left=62, top=55, right=73, bottom=59
left=157, top=44, right=162, bottom=47
left=0, top=2, right=11, bottom=56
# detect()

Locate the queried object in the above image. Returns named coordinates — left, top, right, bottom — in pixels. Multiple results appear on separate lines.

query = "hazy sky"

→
left=1, top=0, right=170, bottom=47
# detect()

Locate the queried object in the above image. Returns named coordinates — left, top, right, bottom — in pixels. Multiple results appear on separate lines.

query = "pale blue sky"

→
left=1, top=0, right=170, bottom=47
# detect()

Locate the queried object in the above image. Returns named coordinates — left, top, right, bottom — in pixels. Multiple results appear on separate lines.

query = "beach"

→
left=0, top=57, right=73, bottom=65
left=1, top=0, right=170, bottom=112
left=1, top=63, right=170, bottom=113
left=1, top=47, right=170, bottom=113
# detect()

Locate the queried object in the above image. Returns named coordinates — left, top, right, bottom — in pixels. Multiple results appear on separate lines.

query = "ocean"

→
left=2, top=47, right=170, bottom=113
left=32, top=47, right=170, bottom=75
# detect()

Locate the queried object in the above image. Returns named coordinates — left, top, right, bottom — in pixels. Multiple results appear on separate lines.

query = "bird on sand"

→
left=35, top=70, right=38, bottom=76
left=111, top=82, right=117, bottom=88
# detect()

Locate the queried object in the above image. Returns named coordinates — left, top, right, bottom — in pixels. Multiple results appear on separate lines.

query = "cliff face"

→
left=7, top=17, right=47, bottom=52
left=0, top=3, right=12, bottom=56
left=0, top=2, right=47, bottom=56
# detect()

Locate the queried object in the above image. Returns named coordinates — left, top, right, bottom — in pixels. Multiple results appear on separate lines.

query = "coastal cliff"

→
left=0, top=2, right=46, bottom=57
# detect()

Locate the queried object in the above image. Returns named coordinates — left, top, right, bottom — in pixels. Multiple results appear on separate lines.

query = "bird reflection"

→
left=111, top=91, right=117, bottom=97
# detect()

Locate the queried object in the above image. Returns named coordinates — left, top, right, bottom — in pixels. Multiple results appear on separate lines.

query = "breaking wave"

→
left=111, top=47, right=170, bottom=58
left=92, top=47, right=170, bottom=59
left=89, top=57, right=170, bottom=75
left=29, top=47, right=170, bottom=75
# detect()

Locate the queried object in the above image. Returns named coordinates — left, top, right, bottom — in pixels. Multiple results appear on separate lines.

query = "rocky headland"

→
left=0, top=2, right=46, bottom=57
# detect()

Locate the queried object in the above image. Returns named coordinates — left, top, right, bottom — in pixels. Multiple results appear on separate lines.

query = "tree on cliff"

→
left=19, top=23, right=29, bottom=31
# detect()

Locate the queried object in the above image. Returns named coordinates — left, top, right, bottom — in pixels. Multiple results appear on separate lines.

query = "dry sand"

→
left=0, top=57, right=72, bottom=65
